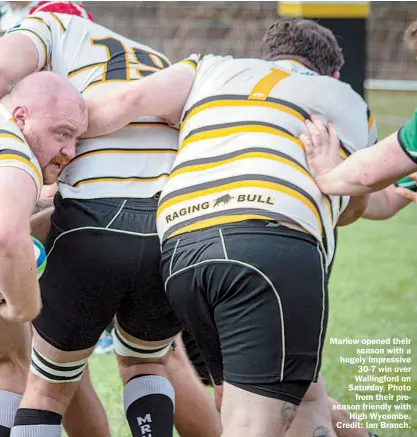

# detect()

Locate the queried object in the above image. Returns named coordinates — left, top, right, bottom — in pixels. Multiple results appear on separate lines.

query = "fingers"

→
left=327, top=122, right=341, bottom=150
left=395, top=187, right=417, bottom=203
left=406, top=172, right=417, bottom=183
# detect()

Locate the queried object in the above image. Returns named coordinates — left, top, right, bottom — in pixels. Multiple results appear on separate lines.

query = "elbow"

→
left=6, top=302, right=42, bottom=323
left=357, top=168, right=377, bottom=189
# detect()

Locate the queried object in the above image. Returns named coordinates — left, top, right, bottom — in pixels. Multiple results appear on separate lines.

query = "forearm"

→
left=84, top=62, right=194, bottom=138
left=0, top=234, right=41, bottom=322
left=317, top=133, right=417, bottom=196
left=363, top=186, right=411, bottom=220
left=30, top=206, right=53, bottom=244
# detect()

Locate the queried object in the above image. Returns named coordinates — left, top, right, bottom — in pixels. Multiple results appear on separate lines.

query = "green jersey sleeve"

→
left=395, top=176, right=417, bottom=192
left=398, top=111, right=417, bottom=163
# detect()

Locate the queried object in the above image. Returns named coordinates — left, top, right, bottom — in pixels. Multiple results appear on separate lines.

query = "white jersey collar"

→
left=273, top=60, right=319, bottom=77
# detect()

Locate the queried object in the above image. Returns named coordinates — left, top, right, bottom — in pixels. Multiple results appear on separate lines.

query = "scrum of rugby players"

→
left=0, top=2, right=413, bottom=437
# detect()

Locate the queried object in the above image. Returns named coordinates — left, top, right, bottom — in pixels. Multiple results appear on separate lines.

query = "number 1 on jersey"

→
left=248, top=67, right=291, bottom=101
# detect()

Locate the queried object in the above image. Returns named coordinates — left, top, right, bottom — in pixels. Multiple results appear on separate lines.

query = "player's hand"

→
left=299, top=115, right=342, bottom=179
left=395, top=173, right=417, bottom=204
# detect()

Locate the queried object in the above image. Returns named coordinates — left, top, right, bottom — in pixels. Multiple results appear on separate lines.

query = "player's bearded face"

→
left=21, top=106, right=87, bottom=184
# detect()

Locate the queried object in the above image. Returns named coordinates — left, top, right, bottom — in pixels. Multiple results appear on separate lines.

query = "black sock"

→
left=0, top=426, right=10, bottom=437
left=124, top=375, right=175, bottom=437
left=11, top=409, right=62, bottom=437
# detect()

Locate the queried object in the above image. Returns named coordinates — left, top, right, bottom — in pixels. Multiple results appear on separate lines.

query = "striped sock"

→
left=0, top=391, right=22, bottom=436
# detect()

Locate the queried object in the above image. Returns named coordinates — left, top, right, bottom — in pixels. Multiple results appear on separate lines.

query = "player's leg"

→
left=11, top=330, right=94, bottom=437
left=10, top=196, right=128, bottom=436
left=162, top=222, right=328, bottom=437
left=63, top=366, right=111, bottom=437
left=166, top=335, right=221, bottom=437
left=286, top=375, right=334, bottom=437
left=0, top=320, right=31, bottom=437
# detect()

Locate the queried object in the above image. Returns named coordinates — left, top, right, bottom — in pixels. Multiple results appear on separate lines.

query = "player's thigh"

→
left=34, top=197, right=133, bottom=352
left=218, top=224, right=328, bottom=403
left=162, top=241, right=224, bottom=386
left=116, top=233, right=182, bottom=345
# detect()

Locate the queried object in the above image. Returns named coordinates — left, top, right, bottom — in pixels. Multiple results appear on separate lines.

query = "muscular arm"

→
left=0, top=168, right=41, bottom=322
left=0, top=33, right=39, bottom=97
left=363, top=184, right=411, bottom=220
left=317, top=133, right=417, bottom=195
left=85, top=62, right=195, bottom=138
left=302, top=122, right=417, bottom=196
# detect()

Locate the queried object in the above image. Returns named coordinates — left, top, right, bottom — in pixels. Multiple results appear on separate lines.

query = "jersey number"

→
left=248, top=67, right=290, bottom=101
left=74, top=36, right=170, bottom=88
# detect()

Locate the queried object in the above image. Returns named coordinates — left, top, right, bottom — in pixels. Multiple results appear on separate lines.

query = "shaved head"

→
left=2, top=72, right=87, bottom=184
left=9, top=71, right=85, bottom=113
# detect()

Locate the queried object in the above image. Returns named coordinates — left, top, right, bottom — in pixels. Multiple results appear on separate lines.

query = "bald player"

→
left=0, top=71, right=87, bottom=437
left=0, top=4, right=220, bottom=437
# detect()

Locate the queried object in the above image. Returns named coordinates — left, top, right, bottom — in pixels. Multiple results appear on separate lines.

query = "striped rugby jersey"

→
left=157, top=55, right=377, bottom=266
left=8, top=12, right=178, bottom=199
left=0, top=105, right=43, bottom=199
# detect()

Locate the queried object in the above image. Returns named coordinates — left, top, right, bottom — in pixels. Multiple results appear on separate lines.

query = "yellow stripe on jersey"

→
left=0, top=154, right=42, bottom=188
left=158, top=179, right=323, bottom=233
left=68, top=63, right=104, bottom=78
left=249, top=68, right=291, bottom=101
left=50, top=13, right=66, bottom=33
left=181, top=59, right=198, bottom=72
left=25, top=16, right=51, bottom=30
left=368, top=113, right=374, bottom=131
left=0, top=132, right=25, bottom=143
left=73, top=174, right=169, bottom=188
left=170, top=151, right=311, bottom=180
left=70, top=148, right=176, bottom=164
left=168, top=214, right=273, bottom=238
left=169, top=149, right=334, bottom=226
left=179, top=123, right=304, bottom=152
left=182, top=99, right=307, bottom=128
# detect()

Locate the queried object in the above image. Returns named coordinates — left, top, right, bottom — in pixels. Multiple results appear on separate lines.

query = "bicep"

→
left=84, top=63, right=195, bottom=138
left=0, top=33, right=39, bottom=93
left=0, top=167, right=37, bottom=235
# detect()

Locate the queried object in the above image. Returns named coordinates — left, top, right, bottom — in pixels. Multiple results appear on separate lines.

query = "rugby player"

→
left=0, top=71, right=88, bottom=437
left=299, top=113, right=417, bottom=197
left=0, top=3, right=220, bottom=437
left=83, top=18, right=377, bottom=437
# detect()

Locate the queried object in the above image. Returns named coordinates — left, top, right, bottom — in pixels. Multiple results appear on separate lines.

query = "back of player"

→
left=158, top=55, right=376, bottom=267
left=159, top=19, right=376, bottom=437
left=7, top=10, right=180, bottom=437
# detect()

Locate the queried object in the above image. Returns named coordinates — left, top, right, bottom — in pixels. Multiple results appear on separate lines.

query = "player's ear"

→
left=331, top=71, right=341, bottom=79
left=12, top=106, right=28, bottom=129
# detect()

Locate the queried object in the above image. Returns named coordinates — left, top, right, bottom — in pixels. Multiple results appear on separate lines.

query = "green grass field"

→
left=87, top=90, right=416, bottom=437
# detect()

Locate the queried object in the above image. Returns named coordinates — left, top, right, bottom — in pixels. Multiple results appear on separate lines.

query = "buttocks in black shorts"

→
left=161, top=220, right=329, bottom=405
left=34, top=194, right=182, bottom=352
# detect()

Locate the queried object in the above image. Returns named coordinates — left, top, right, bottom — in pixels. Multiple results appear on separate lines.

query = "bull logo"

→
left=213, top=194, right=233, bottom=207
